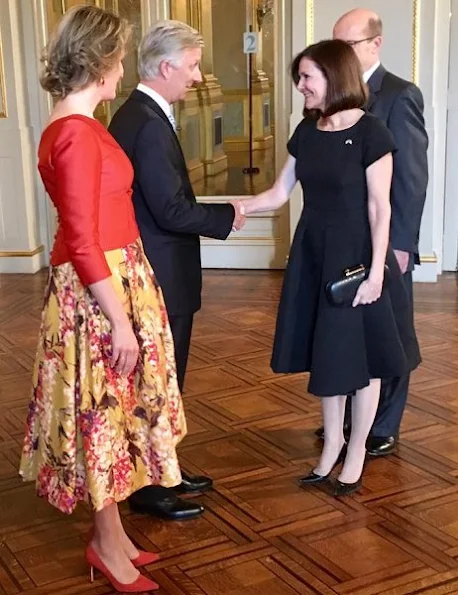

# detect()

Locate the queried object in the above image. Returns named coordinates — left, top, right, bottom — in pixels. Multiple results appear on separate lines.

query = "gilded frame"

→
left=305, top=0, right=314, bottom=44
left=412, top=0, right=420, bottom=85
left=0, top=30, right=7, bottom=118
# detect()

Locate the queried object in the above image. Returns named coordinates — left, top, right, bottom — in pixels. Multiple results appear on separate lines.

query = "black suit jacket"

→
left=108, top=89, right=235, bottom=316
left=367, top=65, right=429, bottom=268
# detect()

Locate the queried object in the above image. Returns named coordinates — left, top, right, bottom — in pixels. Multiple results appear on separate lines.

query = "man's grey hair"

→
left=138, top=20, right=204, bottom=80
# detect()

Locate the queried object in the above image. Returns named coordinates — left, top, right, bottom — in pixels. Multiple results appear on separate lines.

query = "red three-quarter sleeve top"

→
left=38, top=114, right=139, bottom=286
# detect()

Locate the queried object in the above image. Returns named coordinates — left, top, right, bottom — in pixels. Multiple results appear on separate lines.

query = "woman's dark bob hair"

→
left=291, top=39, right=368, bottom=119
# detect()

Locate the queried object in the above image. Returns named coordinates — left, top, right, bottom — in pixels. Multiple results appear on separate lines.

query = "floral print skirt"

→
left=19, top=240, right=186, bottom=514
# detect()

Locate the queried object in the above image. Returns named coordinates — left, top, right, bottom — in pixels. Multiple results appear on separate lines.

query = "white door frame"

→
left=443, top=0, right=458, bottom=271
left=30, top=1, right=57, bottom=263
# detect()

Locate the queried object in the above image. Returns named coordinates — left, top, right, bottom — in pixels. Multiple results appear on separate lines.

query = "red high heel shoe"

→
left=85, top=545, right=159, bottom=592
left=86, top=530, right=160, bottom=567
left=131, top=550, right=160, bottom=568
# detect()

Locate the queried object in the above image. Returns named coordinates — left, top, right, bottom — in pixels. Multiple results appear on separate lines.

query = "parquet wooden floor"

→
left=0, top=269, right=457, bottom=595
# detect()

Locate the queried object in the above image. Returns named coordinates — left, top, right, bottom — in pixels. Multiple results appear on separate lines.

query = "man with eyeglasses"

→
left=313, top=8, right=428, bottom=457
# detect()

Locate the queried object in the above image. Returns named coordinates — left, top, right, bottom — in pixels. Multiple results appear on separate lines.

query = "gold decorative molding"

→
left=420, top=253, right=437, bottom=264
left=188, top=0, right=202, bottom=32
left=0, top=29, right=7, bottom=118
left=140, top=0, right=170, bottom=31
left=306, top=0, right=314, bottom=44
left=0, top=245, right=44, bottom=258
left=412, top=0, right=420, bottom=85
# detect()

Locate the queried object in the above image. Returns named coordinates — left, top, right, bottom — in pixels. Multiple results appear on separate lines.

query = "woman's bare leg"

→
left=90, top=502, right=139, bottom=583
left=338, top=379, right=381, bottom=483
left=314, top=394, right=347, bottom=475
left=113, top=504, right=140, bottom=559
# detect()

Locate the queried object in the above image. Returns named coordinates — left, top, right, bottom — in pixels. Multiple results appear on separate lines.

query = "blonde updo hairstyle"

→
left=40, top=5, right=131, bottom=99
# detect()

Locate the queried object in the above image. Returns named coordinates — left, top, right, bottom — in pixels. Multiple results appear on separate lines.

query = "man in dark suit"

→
left=313, top=8, right=428, bottom=456
left=109, top=20, right=245, bottom=519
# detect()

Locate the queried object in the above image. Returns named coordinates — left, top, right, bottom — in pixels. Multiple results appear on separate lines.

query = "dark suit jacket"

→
left=108, top=89, right=235, bottom=316
left=367, top=65, right=429, bottom=268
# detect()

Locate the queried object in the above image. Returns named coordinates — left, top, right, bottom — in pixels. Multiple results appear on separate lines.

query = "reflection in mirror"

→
left=45, top=0, right=141, bottom=127
left=171, top=0, right=276, bottom=196
left=44, top=0, right=276, bottom=197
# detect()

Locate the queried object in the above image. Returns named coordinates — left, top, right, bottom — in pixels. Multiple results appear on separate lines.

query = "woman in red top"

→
left=19, top=6, right=186, bottom=592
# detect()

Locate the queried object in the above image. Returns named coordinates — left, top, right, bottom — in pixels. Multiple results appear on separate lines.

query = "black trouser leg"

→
left=371, top=272, right=413, bottom=437
left=168, top=314, right=194, bottom=393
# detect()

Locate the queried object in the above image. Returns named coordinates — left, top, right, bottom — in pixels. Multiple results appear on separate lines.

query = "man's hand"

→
left=393, top=249, right=410, bottom=274
left=230, top=200, right=246, bottom=231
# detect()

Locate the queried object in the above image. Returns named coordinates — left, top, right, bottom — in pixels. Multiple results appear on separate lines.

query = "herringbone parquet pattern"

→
left=0, top=270, right=457, bottom=594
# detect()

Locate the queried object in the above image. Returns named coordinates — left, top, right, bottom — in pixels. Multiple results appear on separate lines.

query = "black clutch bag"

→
left=325, top=264, right=390, bottom=307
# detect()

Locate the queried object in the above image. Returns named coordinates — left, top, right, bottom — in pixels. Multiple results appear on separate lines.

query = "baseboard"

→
left=0, top=246, right=46, bottom=273
left=413, top=259, right=439, bottom=282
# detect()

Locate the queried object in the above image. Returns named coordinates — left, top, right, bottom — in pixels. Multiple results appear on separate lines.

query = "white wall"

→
left=315, top=0, right=413, bottom=81
left=414, top=0, right=450, bottom=281
left=443, top=0, right=458, bottom=271
left=0, top=0, right=45, bottom=273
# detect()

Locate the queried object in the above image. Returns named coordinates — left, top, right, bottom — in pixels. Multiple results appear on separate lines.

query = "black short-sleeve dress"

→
left=271, top=113, right=421, bottom=397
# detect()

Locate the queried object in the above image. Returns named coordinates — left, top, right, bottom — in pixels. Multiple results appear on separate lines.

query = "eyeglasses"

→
left=346, top=36, right=377, bottom=47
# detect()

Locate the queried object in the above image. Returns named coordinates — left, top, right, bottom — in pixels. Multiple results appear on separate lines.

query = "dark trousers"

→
left=129, top=313, right=194, bottom=505
left=168, top=314, right=194, bottom=393
left=345, top=271, right=414, bottom=437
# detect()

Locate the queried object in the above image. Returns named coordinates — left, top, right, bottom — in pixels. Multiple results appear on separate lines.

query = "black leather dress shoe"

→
left=366, top=436, right=397, bottom=457
left=129, top=487, right=204, bottom=520
left=174, top=471, right=213, bottom=494
left=314, top=425, right=351, bottom=441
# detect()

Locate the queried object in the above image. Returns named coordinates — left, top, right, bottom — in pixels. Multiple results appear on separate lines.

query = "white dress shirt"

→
left=363, top=61, right=381, bottom=83
left=136, top=83, right=176, bottom=130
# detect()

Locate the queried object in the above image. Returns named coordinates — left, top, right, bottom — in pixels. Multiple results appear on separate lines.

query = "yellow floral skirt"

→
left=19, top=240, right=186, bottom=514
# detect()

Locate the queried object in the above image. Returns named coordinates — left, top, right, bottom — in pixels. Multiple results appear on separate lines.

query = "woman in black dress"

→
left=239, top=40, right=420, bottom=496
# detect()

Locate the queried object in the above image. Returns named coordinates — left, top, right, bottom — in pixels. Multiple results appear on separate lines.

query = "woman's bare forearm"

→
left=365, top=154, right=393, bottom=281
left=368, top=202, right=391, bottom=280
left=237, top=155, right=297, bottom=215
left=240, top=187, right=288, bottom=214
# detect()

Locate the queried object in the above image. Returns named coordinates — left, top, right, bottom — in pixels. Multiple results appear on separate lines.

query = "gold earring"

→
left=100, top=76, right=105, bottom=85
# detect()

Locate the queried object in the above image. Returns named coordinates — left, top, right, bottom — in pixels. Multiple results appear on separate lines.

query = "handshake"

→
left=230, top=200, right=247, bottom=232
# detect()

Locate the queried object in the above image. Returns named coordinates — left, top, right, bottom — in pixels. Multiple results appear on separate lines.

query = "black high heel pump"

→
left=298, top=444, right=347, bottom=486
left=333, top=456, right=367, bottom=496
